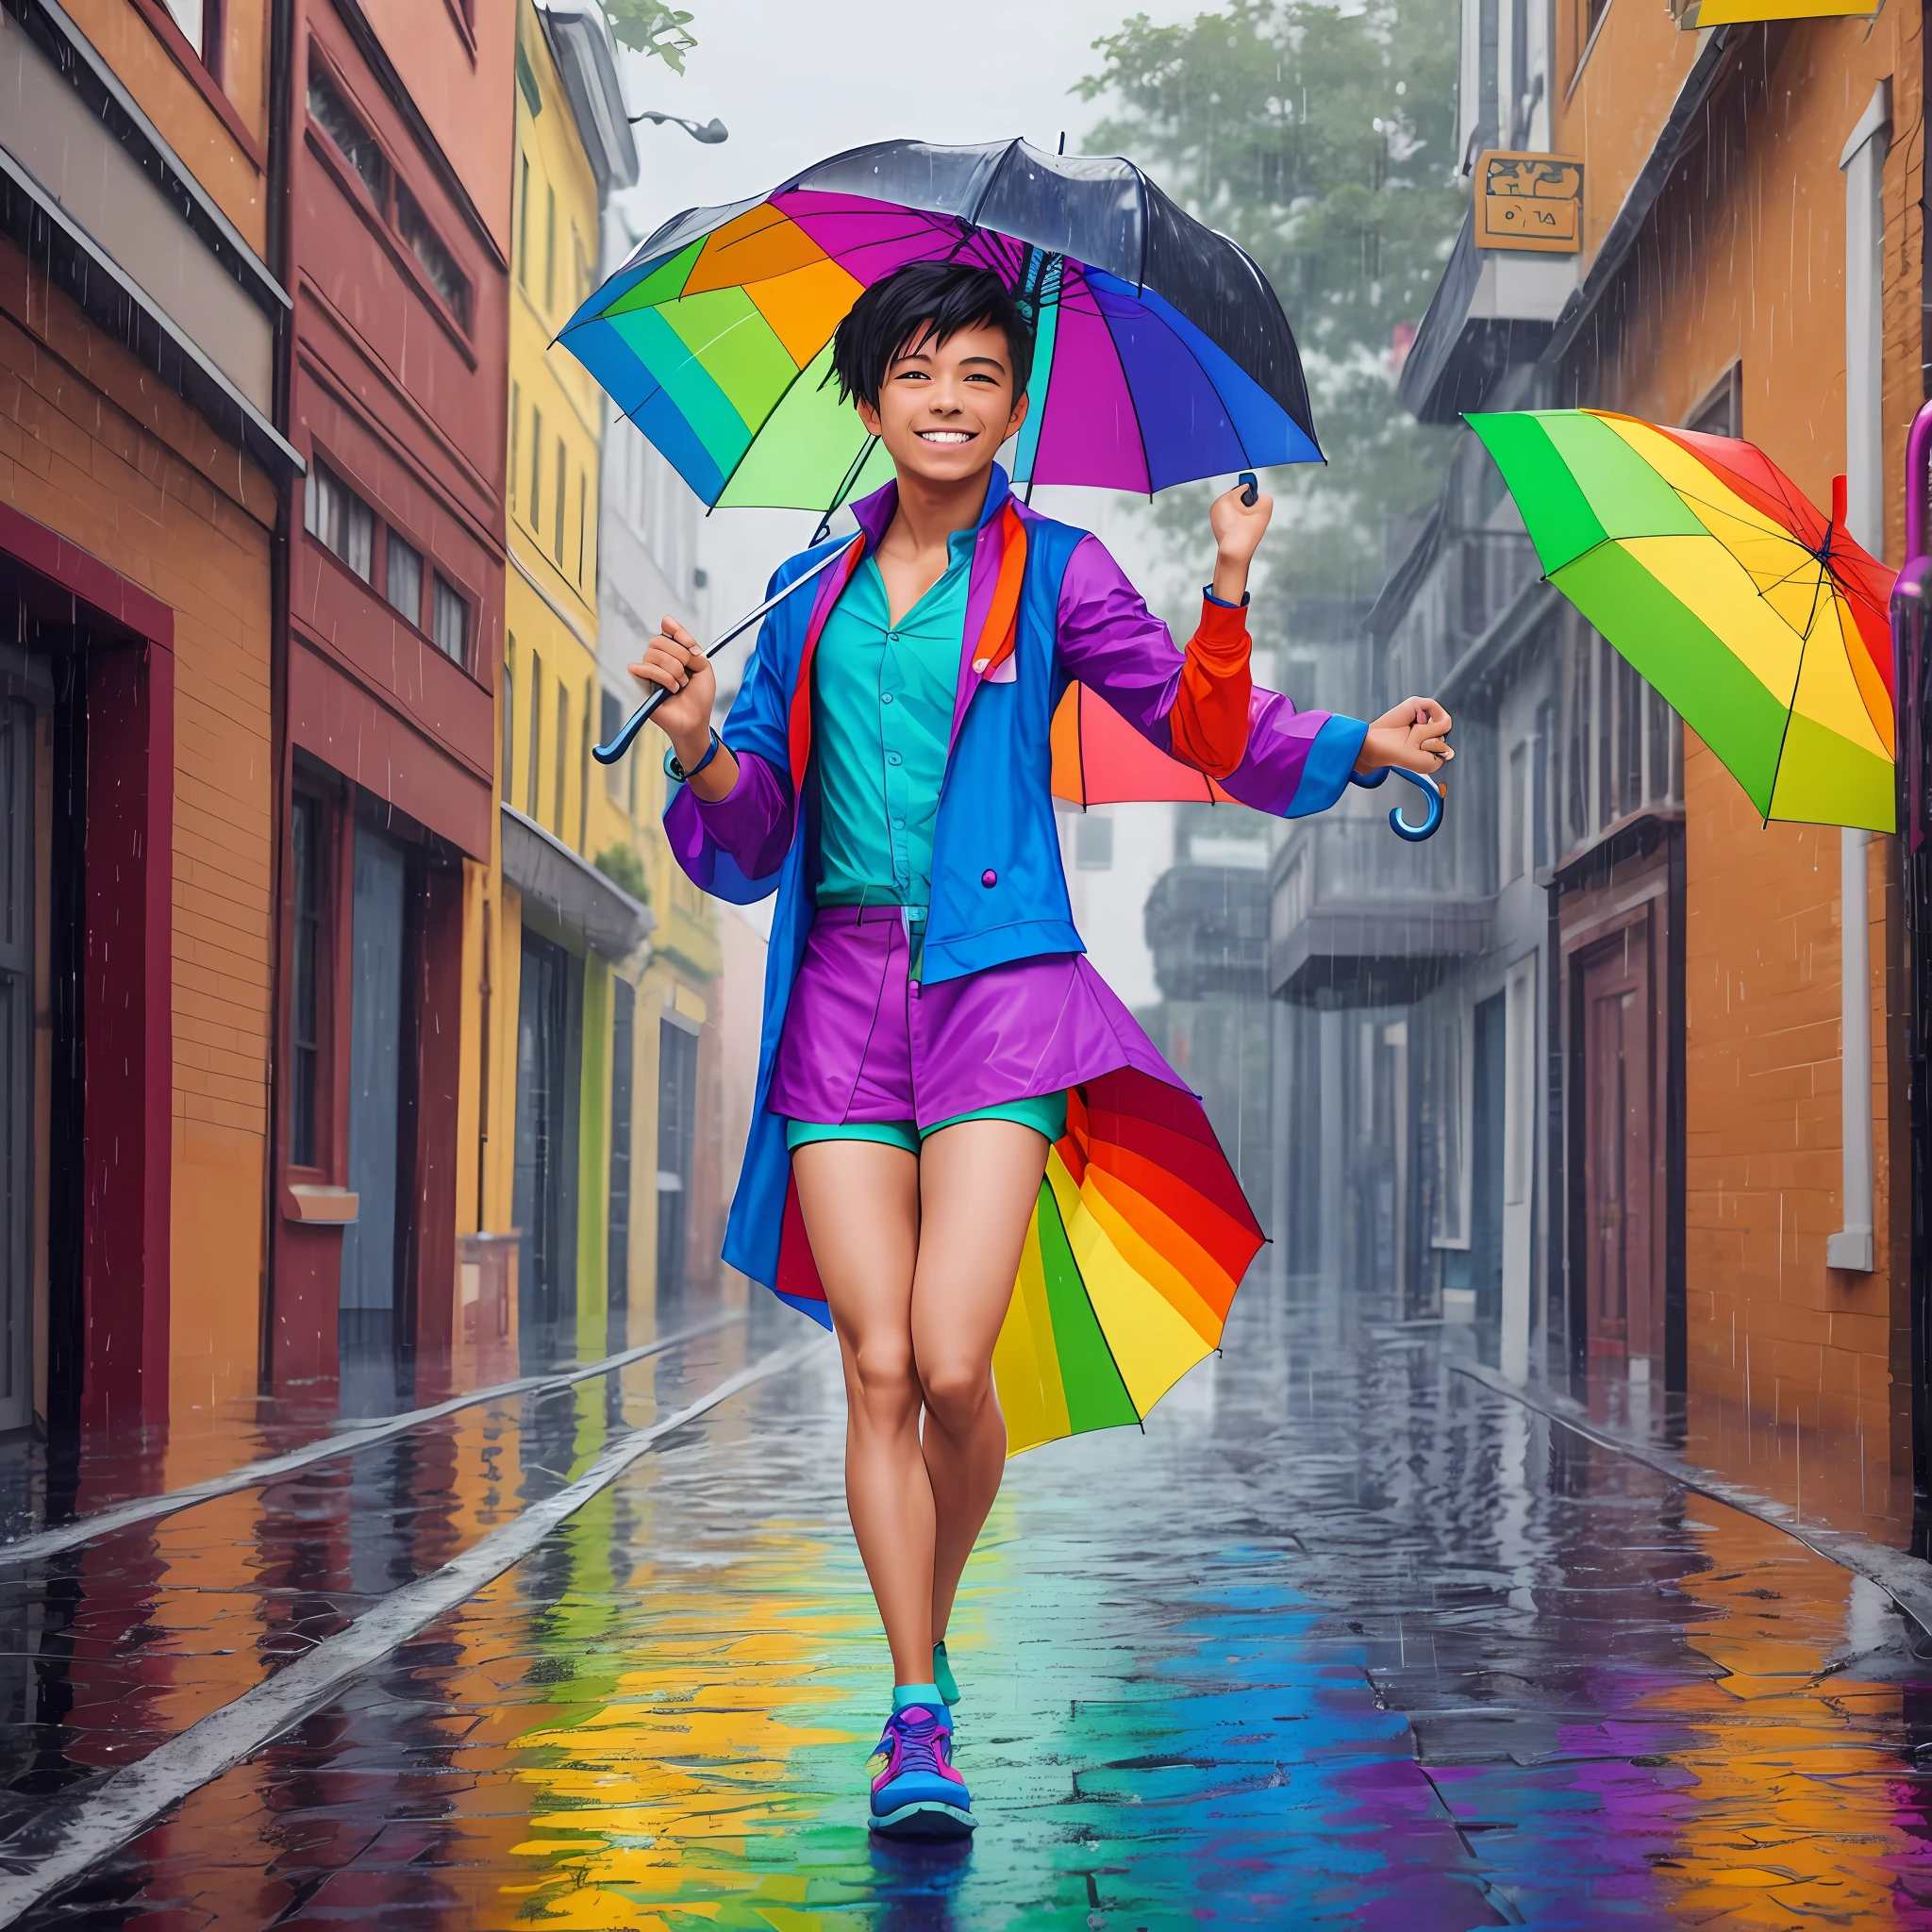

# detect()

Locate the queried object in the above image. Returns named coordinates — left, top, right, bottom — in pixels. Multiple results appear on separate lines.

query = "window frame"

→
left=306, top=44, right=475, bottom=339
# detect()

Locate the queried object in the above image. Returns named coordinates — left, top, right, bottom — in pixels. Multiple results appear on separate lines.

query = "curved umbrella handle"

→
left=1349, top=764, right=1445, bottom=841
left=1387, top=767, right=1444, bottom=841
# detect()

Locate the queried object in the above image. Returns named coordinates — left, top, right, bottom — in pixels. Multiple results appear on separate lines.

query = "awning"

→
left=501, top=806, right=654, bottom=959
left=1397, top=208, right=1576, bottom=425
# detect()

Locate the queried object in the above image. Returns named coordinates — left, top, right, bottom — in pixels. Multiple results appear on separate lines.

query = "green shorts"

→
left=785, top=1091, right=1068, bottom=1157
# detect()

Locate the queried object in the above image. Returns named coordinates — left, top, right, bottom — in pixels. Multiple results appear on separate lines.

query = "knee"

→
left=918, top=1357, right=994, bottom=1433
left=847, top=1335, right=920, bottom=1424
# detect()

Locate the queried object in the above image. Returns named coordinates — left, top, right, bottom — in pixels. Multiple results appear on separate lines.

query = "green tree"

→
left=606, top=0, right=696, bottom=74
left=1078, top=0, right=1464, bottom=603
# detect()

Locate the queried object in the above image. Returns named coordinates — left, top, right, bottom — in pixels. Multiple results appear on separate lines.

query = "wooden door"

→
left=1581, top=928, right=1656, bottom=1364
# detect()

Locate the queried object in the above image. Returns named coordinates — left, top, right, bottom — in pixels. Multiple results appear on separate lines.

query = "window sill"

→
left=284, top=1183, right=358, bottom=1224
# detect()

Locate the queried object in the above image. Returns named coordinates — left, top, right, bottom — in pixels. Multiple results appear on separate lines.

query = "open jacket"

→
left=666, top=467, right=1368, bottom=1311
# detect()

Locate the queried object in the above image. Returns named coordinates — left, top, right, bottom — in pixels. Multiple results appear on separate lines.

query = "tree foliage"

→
left=606, top=0, right=697, bottom=74
left=1078, top=0, right=1464, bottom=604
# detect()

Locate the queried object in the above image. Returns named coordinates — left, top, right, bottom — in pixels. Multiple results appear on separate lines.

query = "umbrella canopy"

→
left=1467, top=408, right=1897, bottom=832
left=1049, top=683, right=1233, bottom=808
left=993, top=1071, right=1262, bottom=1454
left=558, top=138, right=1322, bottom=521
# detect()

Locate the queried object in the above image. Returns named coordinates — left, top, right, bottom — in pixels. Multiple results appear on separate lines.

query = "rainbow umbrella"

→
left=1467, top=408, right=1897, bottom=831
left=1050, top=684, right=1233, bottom=808
left=772, top=1068, right=1261, bottom=1455
left=993, top=1072, right=1262, bottom=1455
left=558, top=138, right=1322, bottom=521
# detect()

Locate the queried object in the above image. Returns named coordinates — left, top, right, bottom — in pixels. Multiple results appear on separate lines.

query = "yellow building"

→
left=462, top=0, right=658, bottom=1372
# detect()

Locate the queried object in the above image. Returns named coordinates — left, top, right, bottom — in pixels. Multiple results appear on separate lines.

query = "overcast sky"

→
left=611, top=0, right=1195, bottom=246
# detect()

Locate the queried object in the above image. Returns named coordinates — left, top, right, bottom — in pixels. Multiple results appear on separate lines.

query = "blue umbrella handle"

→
left=1237, top=470, right=1259, bottom=508
left=1349, top=764, right=1445, bottom=841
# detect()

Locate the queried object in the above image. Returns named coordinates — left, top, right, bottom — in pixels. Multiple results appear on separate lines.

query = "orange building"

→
left=1401, top=6, right=1926, bottom=1537
left=1538, top=12, right=1924, bottom=1538
left=0, top=0, right=302, bottom=1432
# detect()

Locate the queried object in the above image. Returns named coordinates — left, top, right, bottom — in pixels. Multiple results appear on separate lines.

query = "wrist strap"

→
left=665, top=728, right=722, bottom=785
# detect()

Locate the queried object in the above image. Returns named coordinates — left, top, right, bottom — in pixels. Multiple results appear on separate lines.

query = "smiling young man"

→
left=633, top=260, right=1453, bottom=1840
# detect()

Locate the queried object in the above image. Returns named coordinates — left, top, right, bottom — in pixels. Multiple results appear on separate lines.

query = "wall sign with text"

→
left=1474, top=152, right=1584, bottom=253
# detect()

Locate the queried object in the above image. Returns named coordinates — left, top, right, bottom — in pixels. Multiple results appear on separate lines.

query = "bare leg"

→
left=912, top=1121, right=1051, bottom=1646
left=791, top=1139, right=932, bottom=1685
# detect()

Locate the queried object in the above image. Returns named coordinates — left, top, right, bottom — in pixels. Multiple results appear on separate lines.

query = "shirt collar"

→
left=848, top=463, right=1013, bottom=553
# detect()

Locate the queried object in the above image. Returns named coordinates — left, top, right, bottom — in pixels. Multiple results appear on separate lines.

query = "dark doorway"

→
left=608, top=977, right=635, bottom=1352
left=340, top=825, right=407, bottom=1415
left=0, top=698, right=34, bottom=1434
left=514, top=930, right=579, bottom=1361
left=1580, top=925, right=1657, bottom=1372
left=1470, top=991, right=1507, bottom=1363
left=656, top=1015, right=699, bottom=1312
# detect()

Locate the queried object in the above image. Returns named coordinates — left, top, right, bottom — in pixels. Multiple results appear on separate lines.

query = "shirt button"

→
left=981, top=869, right=997, bottom=888
left=886, top=752, right=902, bottom=767
left=881, top=691, right=894, bottom=705
left=892, top=818, right=906, bottom=831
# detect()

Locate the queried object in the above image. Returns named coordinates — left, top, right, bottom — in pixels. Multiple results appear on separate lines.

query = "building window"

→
left=162, top=0, right=221, bottom=69
left=385, top=528, right=423, bottom=625
left=544, top=184, right=557, bottom=312
left=309, top=57, right=468, bottom=332
left=509, top=382, right=520, bottom=511
left=517, top=153, right=530, bottom=288
left=289, top=792, right=325, bottom=1171
left=603, top=691, right=628, bottom=802
left=1504, top=740, right=1526, bottom=883
left=526, top=656, right=543, bottom=818
left=503, top=644, right=516, bottom=801
left=529, top=408, right=543, bottom=529
left=554, top=441, right=568, bottom=567
left=579, top=679, right=591, bottom=849
left=554, top=678, right=569, bottom=830
left=1430, top=1010, right=1471, bottom=1249
left=657, top=1016, right=700, bottom=1304
left=396, top=182, right=472, bottom=327
left=308, top=62, right=390, bottom=209
left=432, top=574, right=468, bottom=667
left=305, top=461, right=374, bottom=582
left=1074, top=813, right=1113, bottom=871
left=577, top=471, right=588, bottom=584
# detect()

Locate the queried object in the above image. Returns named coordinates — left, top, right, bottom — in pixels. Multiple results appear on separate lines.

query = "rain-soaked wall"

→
left=1554, top=12, right=1924, bottom=1537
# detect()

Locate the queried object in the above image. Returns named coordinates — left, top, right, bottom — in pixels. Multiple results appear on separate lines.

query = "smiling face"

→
left=854, top=320, right=1030, bottom=489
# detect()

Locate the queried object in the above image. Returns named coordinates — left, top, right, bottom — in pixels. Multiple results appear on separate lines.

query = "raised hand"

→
left=1208, top=479, right=1274, bottom=604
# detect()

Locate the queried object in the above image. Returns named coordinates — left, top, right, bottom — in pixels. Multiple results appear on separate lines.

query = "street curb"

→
left=1446, top=1356, right=1932, bottom=1641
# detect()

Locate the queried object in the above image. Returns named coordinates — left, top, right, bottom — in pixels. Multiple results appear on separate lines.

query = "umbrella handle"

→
left=1237, top=470, right=1259, bottom=508
left=1349, top=765, right=1445, bottom=841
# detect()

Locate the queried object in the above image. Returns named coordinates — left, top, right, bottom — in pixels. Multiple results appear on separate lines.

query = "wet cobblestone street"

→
left=4, top=1294, right=1932, bottom=1928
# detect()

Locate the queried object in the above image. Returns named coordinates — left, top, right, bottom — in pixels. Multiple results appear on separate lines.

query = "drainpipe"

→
left=1828, top=79, right=1891, bottom=1274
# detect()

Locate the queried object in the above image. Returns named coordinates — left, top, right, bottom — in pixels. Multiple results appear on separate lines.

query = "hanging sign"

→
left=1474, top=152, right=1584, bottom=253
left=1674, top=0, right=1873, bottom=25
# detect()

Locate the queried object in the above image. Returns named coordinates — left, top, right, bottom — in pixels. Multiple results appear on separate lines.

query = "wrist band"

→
left=665, top=728, right=722, bottom=785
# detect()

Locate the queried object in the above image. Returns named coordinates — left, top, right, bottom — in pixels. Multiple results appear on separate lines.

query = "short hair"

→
left=830, top=261, right=1035, bottom=413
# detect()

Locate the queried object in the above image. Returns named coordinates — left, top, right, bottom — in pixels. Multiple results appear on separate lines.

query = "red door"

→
left=1581, top=927, right=1657, bottom=1366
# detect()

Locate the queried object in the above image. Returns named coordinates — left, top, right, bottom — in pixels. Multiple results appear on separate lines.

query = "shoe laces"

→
left=876, top=1706, right=950, bottom=1778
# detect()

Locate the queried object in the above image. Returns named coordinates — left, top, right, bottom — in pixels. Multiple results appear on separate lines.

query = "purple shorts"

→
left=766, top=904, right=1168, bottom=1131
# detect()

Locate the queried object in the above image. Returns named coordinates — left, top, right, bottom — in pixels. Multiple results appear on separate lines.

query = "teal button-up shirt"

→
left=812, top=526, right=972, bottom=911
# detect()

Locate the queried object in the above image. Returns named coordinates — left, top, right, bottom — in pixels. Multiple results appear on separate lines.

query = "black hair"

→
left=830, top=261, right=1035, bottom=413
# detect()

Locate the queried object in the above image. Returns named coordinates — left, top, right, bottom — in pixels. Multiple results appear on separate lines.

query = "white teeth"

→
left=919, top=431, right=973, bottom=443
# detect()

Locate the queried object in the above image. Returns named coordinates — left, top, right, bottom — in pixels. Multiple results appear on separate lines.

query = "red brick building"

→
left=271, top=0, right=511, bottom=1406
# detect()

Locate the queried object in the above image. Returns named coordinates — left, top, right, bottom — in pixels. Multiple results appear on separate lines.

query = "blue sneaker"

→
left=868, top=1702, right=974, bottom=1838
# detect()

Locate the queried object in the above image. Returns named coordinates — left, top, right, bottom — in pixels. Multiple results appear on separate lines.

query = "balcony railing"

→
left=1268, top=800, right=1492, bottom=1008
